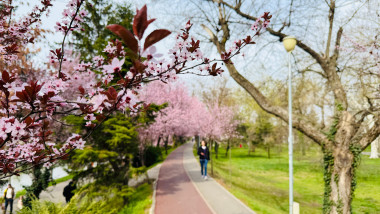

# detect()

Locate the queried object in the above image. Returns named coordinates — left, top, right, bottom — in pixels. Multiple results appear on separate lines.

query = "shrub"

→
left=144, top=146, right=162, bottom=167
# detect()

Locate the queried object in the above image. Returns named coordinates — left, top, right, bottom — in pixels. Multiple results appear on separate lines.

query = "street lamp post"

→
left=283, top=36, right=297, bottom=214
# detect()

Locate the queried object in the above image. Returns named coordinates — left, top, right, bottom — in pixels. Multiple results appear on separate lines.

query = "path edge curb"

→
left=149, top=164, right=162, bottom=214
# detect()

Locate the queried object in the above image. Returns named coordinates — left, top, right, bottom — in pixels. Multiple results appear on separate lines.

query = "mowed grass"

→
left=118, top=183, right=153, bottom=214
left=202, top=145, right=380, bottom=214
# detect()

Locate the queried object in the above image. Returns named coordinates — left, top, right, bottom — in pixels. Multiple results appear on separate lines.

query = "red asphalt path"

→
left=154, top=145, right=213, bottom=214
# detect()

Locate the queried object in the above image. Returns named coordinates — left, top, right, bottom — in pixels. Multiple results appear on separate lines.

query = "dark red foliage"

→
left=133, top=5, right=156, bottom=39
left=144, top=29, right=171, bottom=51
left=106, top=24, right=138, bottom=54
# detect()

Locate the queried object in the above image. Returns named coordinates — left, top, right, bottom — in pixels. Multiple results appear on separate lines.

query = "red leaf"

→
left=144, top=29, right=171, bottom=51
left=147, top=18, right=156, bottom=26
left=96, top=114, right=105, bottom=121
left=132, top=60, right=146, bottom=74
left=106, top=24, right=138, bottom=54
left=2, top=71, right=9, bottom=82
left=16, top=91, right=27, bottom=102
left=133, top=5, right=149, bottom=39
left=117, top=79, right=125, bottom=85
left=78, top=86, right=85, bottom=95
left=105, top=87, right=118, bottom=101
left=25, top=117, right=33, bottom=126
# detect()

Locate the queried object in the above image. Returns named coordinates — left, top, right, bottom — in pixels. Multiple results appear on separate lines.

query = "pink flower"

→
left=43, top=162, right=52, bottom=168
left=62, top=9, right=70, bottom=17
left=79, top=10, right=88, bottom=17
left=84, top=114, right=96, bottom=121
left=73, top=138, right=86, bottom=150
left=251, top=19, right=260, bottom=30
left=103, top=58, right=125, bottom=74
left=3, top=82, right=12, bottom=89
left=90, top=94, right=107, bottom=110
left=142, top=46, right=163, bottom=62
left=10, top=120, right=27, bottom=137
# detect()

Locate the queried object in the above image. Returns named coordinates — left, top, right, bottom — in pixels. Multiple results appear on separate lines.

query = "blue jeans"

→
left=200, top=159, right=208, bottom=176
left=5, top=198, right=13, bottom=213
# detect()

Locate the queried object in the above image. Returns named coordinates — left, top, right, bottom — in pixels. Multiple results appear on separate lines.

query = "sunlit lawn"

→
left=201, top=145, right=380, bottom=214
left=119, top=183, right=153, bottom=214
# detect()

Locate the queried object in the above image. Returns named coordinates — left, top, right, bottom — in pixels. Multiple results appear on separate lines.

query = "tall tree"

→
left=254, top=112, right=274, bottom=158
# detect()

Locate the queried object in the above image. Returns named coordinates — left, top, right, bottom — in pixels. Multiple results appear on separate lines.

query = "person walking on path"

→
left=197, top=140, right=210, bottom=180
left=3, top=184, right=15, bottom=213
left=63, top=181, right=76, bottom=203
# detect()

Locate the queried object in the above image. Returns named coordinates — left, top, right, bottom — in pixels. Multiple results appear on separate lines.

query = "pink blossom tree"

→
left=138, top=81, right=239, bottom=156
left=138, top=81, right=204, bottom=154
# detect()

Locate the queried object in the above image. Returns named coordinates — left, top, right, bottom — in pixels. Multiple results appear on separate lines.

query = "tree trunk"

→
left=298, top=131, right=306, bottom=156
left=229, top=140, right=232, bottom=185
left=164, top=136, right=169, bottom=155
left=215, top=142, right=219, bottom=159
left=210, top=140, right=213, bottom=176
left=323, top=146, right=358, bottom=214
left=225, top=140, right=230, bottom=157
left=248, top=141, right=251, bottom=156
left=370, top=138, right=379, bottom=159
left=140, top=146, right=145, bottom=167
left=267, top=146, right=270, bottom=159
left=156, top=136, right=161, bottom=147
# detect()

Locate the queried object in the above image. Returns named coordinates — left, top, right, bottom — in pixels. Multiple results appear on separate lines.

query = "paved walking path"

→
left=154, top=142, right=256, bottom=214
left=154, top=144, right=213, bottom=214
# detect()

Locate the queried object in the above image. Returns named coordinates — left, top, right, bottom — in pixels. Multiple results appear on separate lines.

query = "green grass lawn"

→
left=118, top=183, right=153, bottom=214
left=201, top=145, right=380, bottom=214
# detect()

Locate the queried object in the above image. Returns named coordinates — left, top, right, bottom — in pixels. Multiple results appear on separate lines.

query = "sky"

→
left=15, top=0, right=290, bottom=95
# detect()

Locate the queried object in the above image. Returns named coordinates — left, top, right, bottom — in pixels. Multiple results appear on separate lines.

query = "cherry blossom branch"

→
left=57, top=0, right=85, bottom=78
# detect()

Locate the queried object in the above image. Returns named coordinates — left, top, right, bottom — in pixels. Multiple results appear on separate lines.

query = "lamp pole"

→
left=283, top=36, right=297, bottom=214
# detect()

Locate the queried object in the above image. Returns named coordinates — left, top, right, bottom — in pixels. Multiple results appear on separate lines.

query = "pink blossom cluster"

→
left=338, top=34, right=379, bottom=75
left=54, top=0, right=87, bottom=34
left=251, top=12, right=271, bottom=31
left=221, top=12, right=272, bottom=64
left=0, top=0, right=53, bottom=66
left=139, top=21, right=222, bottom=81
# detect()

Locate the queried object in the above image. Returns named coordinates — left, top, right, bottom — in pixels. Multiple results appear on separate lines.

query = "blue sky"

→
left=16, top=0, right=282, bottom=93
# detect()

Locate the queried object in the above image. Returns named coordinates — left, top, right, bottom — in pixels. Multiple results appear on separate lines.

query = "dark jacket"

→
left=197, top=146, right=210, bottom=160
left=63, top=182, right=76, bottom=201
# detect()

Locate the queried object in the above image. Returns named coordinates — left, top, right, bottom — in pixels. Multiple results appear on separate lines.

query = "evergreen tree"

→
left=71, top=0, right=134, bottom=61
left=22, top=166, right=51, bottom=208
left=65, top=104, right=165, bottom=188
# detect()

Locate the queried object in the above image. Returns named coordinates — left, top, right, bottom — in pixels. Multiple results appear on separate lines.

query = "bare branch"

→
left=325, top=0, right=336, bottom=59
left=358, top=115, right=380, bottom=150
